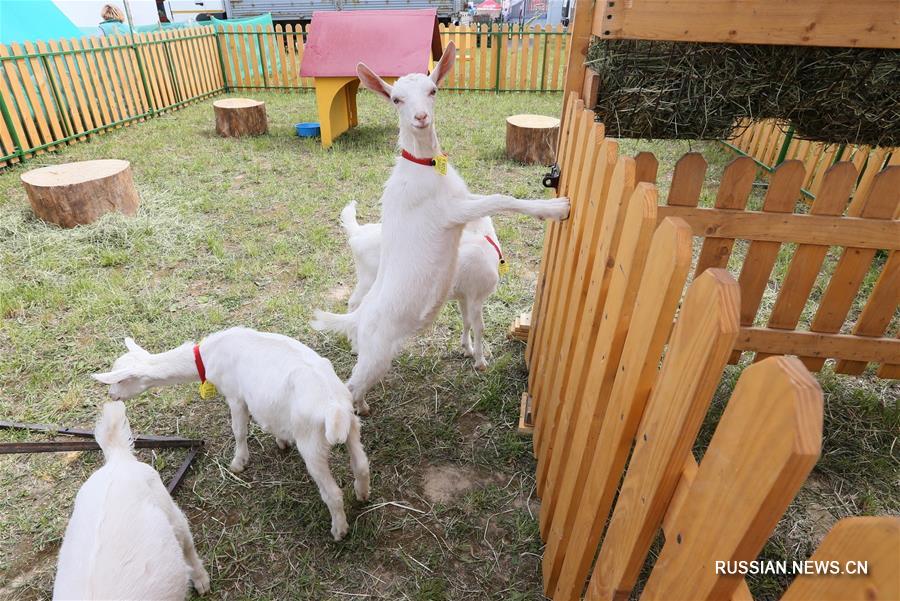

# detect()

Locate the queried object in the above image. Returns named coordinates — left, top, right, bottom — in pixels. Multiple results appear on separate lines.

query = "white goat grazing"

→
left=53, top=401, right=209, bottom=600
left=311, top=41, right=569, bottom=414
left=341, top=201, right=501, bottom=370
left=92, top=327, right=370, bottom=540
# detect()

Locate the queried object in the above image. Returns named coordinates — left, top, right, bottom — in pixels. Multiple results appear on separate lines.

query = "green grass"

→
left=0, top=90, right=896, bottom=601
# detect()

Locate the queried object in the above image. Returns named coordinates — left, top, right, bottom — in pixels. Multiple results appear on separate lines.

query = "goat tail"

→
left=94, top=401, right=134, bottom=460
left=325, top=405, right=353, bottom=445
left=339, top=201, right=360, bottom=237
left=310, top=309, right=358, bottom=338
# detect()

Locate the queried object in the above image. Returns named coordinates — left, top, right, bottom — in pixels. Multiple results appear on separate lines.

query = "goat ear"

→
left=430, top=41, right=456, bottom=87
left=357, top=62, right=392, bottom=101
left=124, top=337, right=148, bottom=355
left=92, top=369, right=135, bottom=385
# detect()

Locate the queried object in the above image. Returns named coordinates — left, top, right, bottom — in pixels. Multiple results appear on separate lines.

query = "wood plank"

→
left=478, top=25, right=488, bottom=91
left=518, top=27, right=530, bottom=90
left=549, top=25, right=564, bottom=90
left=654, top=207, right=900, bottom=250
left=89, top=37, right=125, bottom=124
left=803, top=167, right=900, bottom=371
left=781, top=517, right=900, bottom=601
left=526, top=94, right=579, bottom=370
left=876, top=331, right=900, bottom=379
left=542, top=216, right=691, bottom=596
left=736, top=328, right=900, bottom=364
left=284, top=25, right=300, bottom=89
left=666, top=152, right=707, bottom=206
left=539, top=172, right=651, bottom=547
left=561, top=0, right=594, bottom=127
left=190, top=28, right=213, bottom=95
left=9, top=42, right=56, bottom=147
left=105, top=36, right=139, bottom=118
left=67, top=38, right=106, bottom=129
left=850, top=148, right=889, bottom=210
left=594, top=0, right=899, bottom=48
left=756, top=163, right=858, bottom=362
left=23, top=41, right=65, bottom=141
left=730, top=160, right=805, bottom=362
left=534, top=142, right=626, bottom=465
left=0, top=43, right=27, bottom=158
left=149, top=32, right=175, bottom=109
left=693, top=156, right=758, bottom=277
left=529, top=26, right=541, bottom=91
left=641, top=356, right=822, bottom=601
left=532, top=108, right=594, bottom=454
left=42, top=40, right=82, bottom=139
left=527, top=98, right=583, bottom=388
left=580, top=269, right=740, bottom=601
left=116, top=34, right=149, bottom=115
left=634, top=151, right=659, bottom=184
left=808, top=144, right=839, bottom=197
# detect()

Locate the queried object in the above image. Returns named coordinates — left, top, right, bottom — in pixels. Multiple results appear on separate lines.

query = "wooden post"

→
left=21, top=159, right=140, bottom=228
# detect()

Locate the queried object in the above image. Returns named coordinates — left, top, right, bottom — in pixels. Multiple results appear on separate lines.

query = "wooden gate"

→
left=522, top=94, right=898, bottom=600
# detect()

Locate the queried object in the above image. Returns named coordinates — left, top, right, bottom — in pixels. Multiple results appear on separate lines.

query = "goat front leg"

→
left=297, top=440, right=349, bottom=541
left=447, top=193, right=569, bottom=226
left=468, top=297, right=488, bottom=371
left=227, top=398, right=251, bottom=472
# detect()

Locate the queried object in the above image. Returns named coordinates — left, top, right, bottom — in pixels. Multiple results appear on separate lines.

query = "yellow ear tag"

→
left=498, top=259, right=510, bottom=276
left=198, top=381, right=217, bottom=399
left=434, top=154, right=448, bottom=176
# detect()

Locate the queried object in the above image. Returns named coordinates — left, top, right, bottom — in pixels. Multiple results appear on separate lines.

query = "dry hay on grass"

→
left=586, top=39, right=900, bottom=147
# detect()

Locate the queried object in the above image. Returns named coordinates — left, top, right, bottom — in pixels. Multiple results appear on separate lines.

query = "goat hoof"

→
left=354, top=478, right=370, bottom=502
left=332, top=521, right=349, bottom=541
left=354, top=402, right=370, bottom=417
left=192, top=569, right=211, bottom=595
left=474, top=360, right=488, bottom=372
left=276, top=438, right=290, bottom=451
left=229, top=458, right=247, bottom=473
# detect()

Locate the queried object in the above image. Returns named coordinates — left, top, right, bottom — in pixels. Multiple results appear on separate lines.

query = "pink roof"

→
left=477, top=0, right=501, bottom=8
left=300, top=9, right=442, bottom=78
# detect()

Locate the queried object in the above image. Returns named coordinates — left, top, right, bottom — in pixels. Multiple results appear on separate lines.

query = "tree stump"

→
left=21, top=159, right=140, bottom=228
left=214, top=98, right=268, bottom=137
left=506, top=114, right=560, bottom=165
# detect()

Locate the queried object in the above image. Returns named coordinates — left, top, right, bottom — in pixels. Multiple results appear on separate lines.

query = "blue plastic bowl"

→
left=295, top=122, right=321, bottom=137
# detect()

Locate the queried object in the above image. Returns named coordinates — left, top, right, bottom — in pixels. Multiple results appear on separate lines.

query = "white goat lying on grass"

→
left=312, top=41, right=569, bottom=415
left=93, top=327, right=370, bottom=540
left=341, top=201, right=502, bottom=370
left=53, top=401, right=209, bottom=600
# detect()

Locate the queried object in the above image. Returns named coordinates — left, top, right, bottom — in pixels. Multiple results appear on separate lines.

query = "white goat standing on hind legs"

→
left=53, top=401, right=209, bottom=600
left=341, top=201, right=502, bottom=371
left=93, top=328, right=370, bottom=541
left=311, top=41, right=569, bottom=416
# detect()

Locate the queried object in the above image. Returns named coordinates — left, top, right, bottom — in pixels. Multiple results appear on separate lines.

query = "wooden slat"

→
left=808, top=144, right=840, bottom=196
left=667, top=152, right=708, bottom=206
left=41, top=40, right=80, bottom=139
left=530, top=119, right=605, bottom=436
left=117, top=34, right=149, bottom=115
left=9, top=42, right=55, bottom=147
left=237, top=25, right=255, bottom=90
left=285, top=25, right=301, bottom=88
left=736, top=328, right=900, bottom=364
left=803, top=167, right=900, bottom=371
left=851, top=148, right=889, bottom=208
left=877, top=332, right=900, bottom=379
left=23, top=41, right=65, bottom=141
left=730, top=160, right=805, bottom=363
left=105, top=36, right=138, bottom=118
left=467, top=28, right=477, bottom=89
left=634, top=151, right=659, bottom=184
left=478, top=26, right=488, bottom=90
left=594, top=0, right=899, bottom=48
left=539, top=174, right=653, bottom=552
left=0, top=44, right=32, bottom=155
left=177, top=29, right=201, bottom=98
left=529, top=25, right=541, bottom=91
left=518, top=27, right=530, bottom=90
left=65, top=38, right=104, bottom=130
left=781, top=517, right=900, bottom=601
left=191, top=28, right=214, bottom=95
left=527, top=98, right=584, bottom=379
left=641, top=356, right=822, bottom=601
left=542, top=216, right=691, bottom=596
left=88, top=37, right=124, bottom=124
left=654, top=207, right=899, bottom=250
left=134, top=34, right=161, bottom=110
left=580, top=269, right=740, bottom=601
left=549, top=25, right=564, bottom=90
left=532, top=108, right=594, bottom=450
left=526, top=94, right=579, bottom=370
left=693, top=156, right=757, bottom=276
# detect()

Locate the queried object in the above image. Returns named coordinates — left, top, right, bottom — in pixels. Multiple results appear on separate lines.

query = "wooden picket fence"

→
left=0, top=23, right=569, bottom=168
left=0, top=26, right=224, bottom=166
left=726, top=119, right=900, bottom=200
left=520, top=93, right=898, bottom=600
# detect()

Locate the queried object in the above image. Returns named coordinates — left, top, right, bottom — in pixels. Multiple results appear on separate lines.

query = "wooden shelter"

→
left=299, top=9, right=443, bottom=148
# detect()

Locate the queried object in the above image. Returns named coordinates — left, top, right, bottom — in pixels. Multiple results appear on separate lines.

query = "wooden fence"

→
left=725, top=119, right=900, bottom=201
left=0, top=23, right=568, bottom=168
left=521, top=93, right=898, bottom=600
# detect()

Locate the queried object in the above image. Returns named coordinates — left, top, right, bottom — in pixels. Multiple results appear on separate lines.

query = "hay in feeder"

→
left=586, top=39, right=900, bottom=147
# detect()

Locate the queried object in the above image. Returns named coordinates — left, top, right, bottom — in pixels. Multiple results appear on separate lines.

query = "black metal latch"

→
left=542, top=163, right=560, bottom=189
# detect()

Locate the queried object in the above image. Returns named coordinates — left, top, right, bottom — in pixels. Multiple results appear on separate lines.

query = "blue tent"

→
left=0, top=0, right=83, bottom=45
